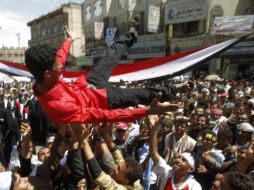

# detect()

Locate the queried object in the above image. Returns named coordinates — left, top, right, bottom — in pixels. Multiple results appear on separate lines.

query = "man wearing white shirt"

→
left=164, top=118, right=196, bottom=165
left=147, top=115, right=201, bottom=190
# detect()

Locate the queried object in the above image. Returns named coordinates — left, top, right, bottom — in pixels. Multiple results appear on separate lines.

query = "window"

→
left=94, top=0, right=102, bottom=17
left=86, top=6, right=91, bottom=21
left=173, top=20, right=205, bottom=37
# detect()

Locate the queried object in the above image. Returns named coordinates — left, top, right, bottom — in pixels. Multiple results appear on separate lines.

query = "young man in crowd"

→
left=147, top=114, right=201, bottom=190
left=81, top=123, right=144, bottom=190
left=0, top=124, right=68, bottom=189
left=164, top=118, right=196, bottom=165
left=24, top=25, right=185, bottom=124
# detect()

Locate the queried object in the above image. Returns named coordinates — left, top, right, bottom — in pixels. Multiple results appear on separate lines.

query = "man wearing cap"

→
left=236, top=122, right=254, bottom=147
left=147, top=115, right=201, bottom=190
left=114, top=122, right=130, bottom=154
left=114, top=122, right=147, bottom=156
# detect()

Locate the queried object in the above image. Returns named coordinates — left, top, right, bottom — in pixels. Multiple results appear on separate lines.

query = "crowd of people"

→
left=0, top=76, right=253, bottom=190
left=0, top=24, right=253, bottom=190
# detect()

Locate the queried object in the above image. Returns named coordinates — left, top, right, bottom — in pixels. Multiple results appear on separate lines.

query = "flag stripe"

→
left=0, top=35, right=247, bottom=82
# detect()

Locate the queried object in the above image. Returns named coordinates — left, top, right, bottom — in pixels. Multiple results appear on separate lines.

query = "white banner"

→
left=94, top=22, right=104, bottom=40
left=148, top=5, right=160, bottom=33
left=213, top=15, right=254, bottom=35
left=165, top=0, right=209, bottom=24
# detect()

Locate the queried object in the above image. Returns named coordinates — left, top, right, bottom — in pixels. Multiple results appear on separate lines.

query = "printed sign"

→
left=94, top=21, right=104, bottom=40
left=148, top=5, right=160, bottom=33
left=213, top=15, right=254, bottom=35
left=165, top=0, right=209, bottom=24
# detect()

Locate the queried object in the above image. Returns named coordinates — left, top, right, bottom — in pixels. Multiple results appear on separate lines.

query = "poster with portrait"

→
left=105, top=27, right=117, bottom=44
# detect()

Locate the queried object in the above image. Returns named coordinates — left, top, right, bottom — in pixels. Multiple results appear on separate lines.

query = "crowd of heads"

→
left=0, top=76, right=253, bottom=190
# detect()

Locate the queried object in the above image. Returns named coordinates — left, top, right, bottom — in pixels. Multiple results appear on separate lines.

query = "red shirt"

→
left=164, top=177, right=189, bottom=190
left=35, top=39, right=147, bottom=124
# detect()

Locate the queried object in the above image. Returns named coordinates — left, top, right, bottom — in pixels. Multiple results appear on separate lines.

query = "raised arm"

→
left=80, top=124, right=103, bottom=180
left=36, top=125, right=68, bottom=181
left=146, top=114, right=160, bottom=165
left=19, top=122, right=33, bottom=176
left=98, top=123, right=124, bottom=164
left=19, top=123, right=33, bottom=159
left=55, top=26, right=78, bottom=67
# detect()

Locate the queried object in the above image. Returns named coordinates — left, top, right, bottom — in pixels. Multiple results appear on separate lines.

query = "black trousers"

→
left=86, top=34, right=175, bottom=109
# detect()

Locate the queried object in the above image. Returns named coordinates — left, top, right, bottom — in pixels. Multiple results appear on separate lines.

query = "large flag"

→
left=0, top=35, right=248, bottom=82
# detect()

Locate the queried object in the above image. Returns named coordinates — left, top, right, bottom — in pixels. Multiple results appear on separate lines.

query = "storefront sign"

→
left=128, top=33, right=165, bottom=59
left=165, top=0, right=209, bottom=24
left=148, top=5, right=160, bottom=33
left=212, top=15, right=254, bottom=35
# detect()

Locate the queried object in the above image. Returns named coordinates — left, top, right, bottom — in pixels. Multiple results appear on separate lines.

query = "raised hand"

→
left=66, top=125, right=79, bottom=149
left=146, top=114, right=160, bottom=131
left=80, top=124, right=92, bottom=143
left=20, top=123, right=32, bottom=139
left=98, top=123, right=112, bottom=140
left=64, top=25, right=79, bottom=42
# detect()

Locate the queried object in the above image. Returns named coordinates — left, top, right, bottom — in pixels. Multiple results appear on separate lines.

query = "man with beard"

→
left=189, top=114, right=209, bottom=145
left=164, top=118, right=196, bottom=165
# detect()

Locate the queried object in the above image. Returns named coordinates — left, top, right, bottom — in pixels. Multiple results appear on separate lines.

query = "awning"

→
left=220, top=40, right=254, bottom=57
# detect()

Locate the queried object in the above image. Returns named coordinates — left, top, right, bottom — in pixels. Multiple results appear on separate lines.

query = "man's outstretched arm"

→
left=45, top=92, right=180, bottom=124
left=55, top=25, right=78, bottom=67
left=146, top=114, right=161, bottom=165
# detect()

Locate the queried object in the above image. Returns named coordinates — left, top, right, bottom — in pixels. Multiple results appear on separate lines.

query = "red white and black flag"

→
left=0, top=35, right=249, bottom=82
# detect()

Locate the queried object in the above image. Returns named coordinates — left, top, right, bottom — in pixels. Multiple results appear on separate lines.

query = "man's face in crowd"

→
left=112, top=161, right=129, bottom=185
left=236, top=129, right=252, bottom=146
left=38, top=147, right=50, bottom=162
left=115, top=129, right=129, bottom=144
left=212, top=174, right=232, bottom=190
left=237, top=147, right=247, bottom=162
left=195, top=107, right=205, bottom=115
left=196, top=116, right=207, bottom=130
left=202, top=134, right=214, bottom=150
left=217, top=134, right=230, bottom=150
left=237, top=113, right=249, bottom=124
left=174, top=122, right=187, bottom=140
left=236, top=106, right=249, bottom=116
left=172, top=154, right=192, bottom=174
left=210, top=104, right=219, bottom=111
left=211, top=112, right=221, bottom=121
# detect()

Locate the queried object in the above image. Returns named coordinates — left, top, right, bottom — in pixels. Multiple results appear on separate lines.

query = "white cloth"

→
left=0, top=171, right=12, bottom=190
left=138, top=143, right=157, bottom=185
left=164, top=133, right=196, bottom=163
left=30, top=153, right=67, bottom=176
left=128, top=123, right=140, bottom=138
